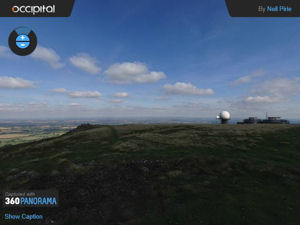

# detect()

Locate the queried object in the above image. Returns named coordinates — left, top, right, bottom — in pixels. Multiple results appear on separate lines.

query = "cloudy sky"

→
left=0, top=0, right=299, bottom=119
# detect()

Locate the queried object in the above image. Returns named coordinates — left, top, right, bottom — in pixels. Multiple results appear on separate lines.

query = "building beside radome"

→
left=237, top=116, right=290, bottom=124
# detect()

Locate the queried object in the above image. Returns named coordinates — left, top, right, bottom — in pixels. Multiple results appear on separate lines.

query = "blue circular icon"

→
left=16, top=34, right=30, bottom=49
left=9, top=27, right=38, bottom=56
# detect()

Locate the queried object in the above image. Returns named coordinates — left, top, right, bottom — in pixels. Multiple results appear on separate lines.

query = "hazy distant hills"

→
left=1, top=124, right=300, bottom=225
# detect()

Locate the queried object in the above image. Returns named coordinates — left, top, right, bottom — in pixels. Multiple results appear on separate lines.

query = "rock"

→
left=141, top=166, right=150, bottom=173
left=167, top=170, right=183, bottom=178
left=7, top=170, right=41, bottom=181
left=88, top=160, right=97, bottom=167
left=26, top=170, right=41, bottom=179
left=8, top=168, right=20, bottom=175
left=5, top=175, right=14, bottom=182
left=51, top=170, right=60, bottom=176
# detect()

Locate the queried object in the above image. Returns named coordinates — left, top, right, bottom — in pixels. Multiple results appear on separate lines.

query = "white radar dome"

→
left=220, top=111, right=231, bottom=120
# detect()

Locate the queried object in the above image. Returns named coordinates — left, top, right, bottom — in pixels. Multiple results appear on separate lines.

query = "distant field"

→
left=0, top=124, right=74, bottom=147
left=0, top=132, right=66, bottom=147
left=0, top=134, right=30, bottom=139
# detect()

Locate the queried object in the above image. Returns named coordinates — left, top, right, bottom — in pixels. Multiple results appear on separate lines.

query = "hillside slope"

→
left=1, top=124, right=300, bottom=225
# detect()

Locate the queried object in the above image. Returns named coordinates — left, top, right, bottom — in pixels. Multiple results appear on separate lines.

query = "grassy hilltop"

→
left=0, top=124, right=300, bottom=225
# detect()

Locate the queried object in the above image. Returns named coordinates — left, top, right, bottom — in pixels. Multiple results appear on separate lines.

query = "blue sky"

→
left=0, top=0, right=299, bottom=119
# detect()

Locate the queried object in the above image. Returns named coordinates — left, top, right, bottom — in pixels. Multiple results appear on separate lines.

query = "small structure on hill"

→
left=216, top=111, right=231, bottom=124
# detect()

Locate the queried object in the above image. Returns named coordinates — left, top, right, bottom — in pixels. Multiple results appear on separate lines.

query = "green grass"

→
left=0, top=124, right=300, bottom=225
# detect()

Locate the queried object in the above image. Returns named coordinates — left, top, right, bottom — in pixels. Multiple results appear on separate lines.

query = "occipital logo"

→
left=11, top=5, right=56, bottom=15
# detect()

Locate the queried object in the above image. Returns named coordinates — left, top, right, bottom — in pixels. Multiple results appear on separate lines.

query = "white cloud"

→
left=0, top=76, right=36, bottom=89
left=231, top=69, right=266, bottom=86
left=110, top=99, right=124, bottom=104
left=0, top=104, right=21, bottom=112
left=31, top=46, right=64, bottom=69
left=244, top=78, right=300, bottom=104
left=52, top=88, right=68, bottom=93
left=68, top=91, right=101, bottom=98
left=52, top=88, right=101, bottom=99
left=0, top=46, right=13, bottom=58
left=104, top=62, right=166, bottom=84
left=245, top=96, right=281, bottom=104
left=239, top=77, right=300, bottom=105
left=155, top=96, right=170, bottom=101
left=70, top=53, right=101, bottom=75
left=163, top=82, right=214, bottom=96
left=252, top=78, right=300, bottom=97
left=114, top=92, right=130, bottom=98
left=69, top=103, right=82, bottom=107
